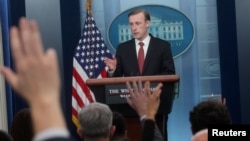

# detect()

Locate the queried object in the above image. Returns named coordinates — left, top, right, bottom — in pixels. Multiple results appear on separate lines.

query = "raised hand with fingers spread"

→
left=0, top=17, right=60, bottom=105
left=146, top=82, right=162, bottom=121
left=125, top=80, right=147, bottom=117
left=125, top=80, right=164, bottom=141
left=0, top=17, right=70, bottom=141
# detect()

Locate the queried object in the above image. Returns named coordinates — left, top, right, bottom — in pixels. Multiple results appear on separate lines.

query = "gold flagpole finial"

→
left=86, top=0, right=93, bottom=16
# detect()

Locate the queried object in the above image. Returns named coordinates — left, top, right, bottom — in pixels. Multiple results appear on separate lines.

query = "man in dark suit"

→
left=104, top=9, right=175, bottom=77
left=104, top=8, right=175, bottom=141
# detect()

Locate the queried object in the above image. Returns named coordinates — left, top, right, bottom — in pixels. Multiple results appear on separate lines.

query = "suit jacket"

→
left=113, top=34, right=175, bottom=77
left=141, top=119, right=164, bottom=141
left=112, top=35, right=176, bottom=114
left=44, top=137, right=76, bottom=141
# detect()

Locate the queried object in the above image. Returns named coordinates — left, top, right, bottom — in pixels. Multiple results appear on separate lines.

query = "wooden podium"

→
left=86, top=75, right=179, bottom=141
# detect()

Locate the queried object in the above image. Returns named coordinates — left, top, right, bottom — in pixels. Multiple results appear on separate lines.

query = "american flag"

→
left=71, top=11, right=112, bottom=128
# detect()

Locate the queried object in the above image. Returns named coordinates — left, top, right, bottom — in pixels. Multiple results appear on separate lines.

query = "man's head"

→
left=189, top=100, right=231, bottom=135
left=10, top=108, right=33, bottom=141
left=78, top=102, right=115, bottom=140
left=128, top=8, right=150, bottom=41
left=111, top=112, right=127, bottom=140
left=191, top=129, right=208, bottom=141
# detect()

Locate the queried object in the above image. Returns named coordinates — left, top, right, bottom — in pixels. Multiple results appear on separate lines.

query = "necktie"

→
left=138, top=42, right=144, bottom=74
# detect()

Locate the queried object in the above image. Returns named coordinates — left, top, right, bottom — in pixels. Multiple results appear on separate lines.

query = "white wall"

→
left=0, top=20, right=8, bottom=131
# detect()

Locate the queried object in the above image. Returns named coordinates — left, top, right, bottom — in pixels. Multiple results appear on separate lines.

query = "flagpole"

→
left=86, top=0, right=92, bottom=16
left=72, top=0, right=112, bottom=129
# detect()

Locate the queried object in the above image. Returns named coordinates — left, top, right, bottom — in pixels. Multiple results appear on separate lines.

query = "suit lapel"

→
left=129, top=40, right=140, bottom=73
left=130, top=40, right=137, bottom=61
left=143, top=37, right=154, bottom=73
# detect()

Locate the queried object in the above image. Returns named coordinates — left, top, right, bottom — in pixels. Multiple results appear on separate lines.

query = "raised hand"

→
left=0, top=17, right=60, bottom=104
left=125, top=80, right=147, bottom=117
left=146, top=82, right=163, bottom=120
left=0, top=17, right=66, bottom=135
left=125, top=80, right=163, bottom=120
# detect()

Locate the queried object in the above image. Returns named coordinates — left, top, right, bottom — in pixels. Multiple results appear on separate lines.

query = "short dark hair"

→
left=112, top=112, right=127, bottom=138
left=128, top=8, right=150, bottom=21
left=0, top=130, right=13, bottom=141
left=10, top=108, right=33, bottom=141
left=189, top=100, right=231, bottom=135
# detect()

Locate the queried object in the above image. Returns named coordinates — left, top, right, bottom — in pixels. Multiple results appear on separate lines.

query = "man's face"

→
left=129, top=12, right=150, bottom=41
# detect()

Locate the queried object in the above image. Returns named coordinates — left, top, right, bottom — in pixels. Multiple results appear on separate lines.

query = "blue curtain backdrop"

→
left=0, top=0, right=14, bottom=130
